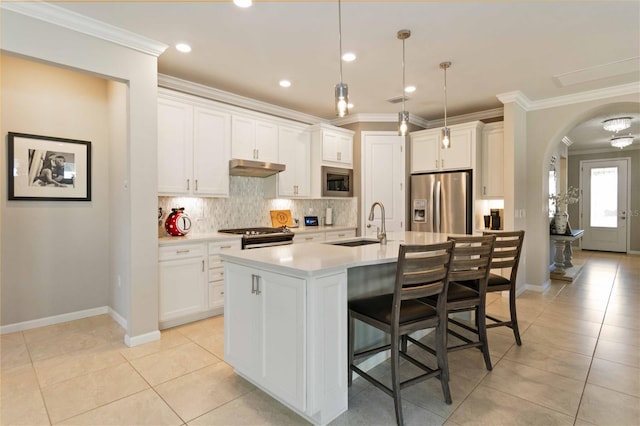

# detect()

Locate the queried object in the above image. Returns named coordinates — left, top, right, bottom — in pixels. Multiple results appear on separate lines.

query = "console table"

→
left=550, top=229, right=584, bottom=282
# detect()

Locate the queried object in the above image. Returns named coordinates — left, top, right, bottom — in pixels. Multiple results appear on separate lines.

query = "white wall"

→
left=1, top=7, right=161, bottom=344
left=1, top=54, right=111, bottom=324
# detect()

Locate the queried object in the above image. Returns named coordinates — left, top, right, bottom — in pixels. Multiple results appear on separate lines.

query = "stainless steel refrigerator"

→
left=410, top=171, right=472, bottom=234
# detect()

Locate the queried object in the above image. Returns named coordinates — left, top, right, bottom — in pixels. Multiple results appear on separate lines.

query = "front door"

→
left=580, top=158, right=629, bottom=252
left=361, top=132, right=405, bottom=237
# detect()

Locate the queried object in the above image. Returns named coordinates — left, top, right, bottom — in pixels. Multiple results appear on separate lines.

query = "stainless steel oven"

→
left=322, top=166, right=353, bottom=197
left=218, top=227, right=294, bottom=249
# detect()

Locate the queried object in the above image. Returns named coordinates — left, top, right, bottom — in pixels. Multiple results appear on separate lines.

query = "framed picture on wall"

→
left=7, top=132, right=91, bottom=201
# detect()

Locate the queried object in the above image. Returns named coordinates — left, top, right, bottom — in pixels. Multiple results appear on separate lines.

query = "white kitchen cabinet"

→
left=265, top=125, right=311, bottom=198
left=410, top=121, right=483, bottom=173
left=310, top=123, right=354, bottom=168
left=207, top=239, right=241, bottom=309
left=480, top=122, right=504, bottom=198
left=159, top=243, right=206, bottom=323
left=294, top=232, right=325, bottom=244
left=158, top=90, right=231, bottom=197
left=225, top=263, right=306, bottom=411
left=325, top=229, right=357, bottom=240
left=231, top=114, right=278, bottom=163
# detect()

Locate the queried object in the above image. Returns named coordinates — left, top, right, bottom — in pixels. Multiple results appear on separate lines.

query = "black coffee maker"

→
left=490, top=209, right=502, bottom=230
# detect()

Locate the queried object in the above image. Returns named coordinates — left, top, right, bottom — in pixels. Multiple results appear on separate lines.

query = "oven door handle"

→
left=245, top=240, right=294, bottom=249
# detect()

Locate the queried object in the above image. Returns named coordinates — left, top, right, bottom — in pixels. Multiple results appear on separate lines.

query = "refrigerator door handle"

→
left=434, top=180, right=441, bottom=233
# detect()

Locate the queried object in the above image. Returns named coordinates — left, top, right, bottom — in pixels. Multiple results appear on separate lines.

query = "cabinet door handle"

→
left=435, top=160, right=438, bottom=169
left=195, top=179, right=198, bottom=191
left=186, top=179, right=190, bottom=190
left=220, top=245, right=232, bottom=250
left=251, top=274, right=260, bottom=294
left=337, top=151, right=341, bottom=161
left=176, top=249, right=190, bottom=254
left=202, top=260, right=204, bottom=272
left=483, top=186, right=486, bottom=195
left=441, top=159, right=444, bottom=168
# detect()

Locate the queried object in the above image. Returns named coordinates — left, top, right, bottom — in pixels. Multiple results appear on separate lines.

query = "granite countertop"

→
left=219, top=231, right=460, bottom=277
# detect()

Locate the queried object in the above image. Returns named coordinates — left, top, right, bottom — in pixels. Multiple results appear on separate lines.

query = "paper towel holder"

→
left=325, top=207, right=333, bottom=226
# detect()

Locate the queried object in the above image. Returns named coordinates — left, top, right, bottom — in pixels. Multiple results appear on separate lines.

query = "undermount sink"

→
left=325, top=239, right=380, bottom=247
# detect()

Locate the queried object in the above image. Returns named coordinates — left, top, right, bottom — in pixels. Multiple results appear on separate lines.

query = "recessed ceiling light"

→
left=175, top=43, right=191, bottom=53
left=233, top=0, right=252, bottom=8
left=279, top=80, right=291, bottom=88
left=342, top=52, right=356, bottom=62
left=405, top=86, right=416, bottom=93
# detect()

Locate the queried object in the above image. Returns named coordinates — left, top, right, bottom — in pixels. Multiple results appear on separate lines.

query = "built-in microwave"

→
left=322, top=166, right=353, bottom=197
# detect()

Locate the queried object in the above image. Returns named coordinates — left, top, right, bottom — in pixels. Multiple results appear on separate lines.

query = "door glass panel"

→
left=590, top=167, right=617, bottom=228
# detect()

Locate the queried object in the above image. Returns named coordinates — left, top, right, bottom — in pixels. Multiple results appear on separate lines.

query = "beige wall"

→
left=1, top=54, right=111, bottom=324
left=2, top=8, right=160, bottom=344
left=510, top=95, right=640, bottom=291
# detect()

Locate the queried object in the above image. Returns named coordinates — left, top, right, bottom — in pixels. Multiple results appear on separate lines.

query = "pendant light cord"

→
left=443, top=65, right=447, bottom=128
left=402, top=37, right=406, bottom=111
left=338, top=0, right=343, bottom=83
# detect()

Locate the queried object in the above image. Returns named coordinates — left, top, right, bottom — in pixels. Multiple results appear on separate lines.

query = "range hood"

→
left=229, top=159, right=286, bottom=178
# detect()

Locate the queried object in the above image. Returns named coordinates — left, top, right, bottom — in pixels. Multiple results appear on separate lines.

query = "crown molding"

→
left=425, top=107, right=504, bottom=129
left=158, top=74, right=327, bottom=125
left=1, top=2, right=168, bottom=57
left=498, top=83, right=640, bottom=112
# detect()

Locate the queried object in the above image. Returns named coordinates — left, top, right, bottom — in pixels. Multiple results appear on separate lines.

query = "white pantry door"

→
left=580, top=158, right=629, bottom=252
left=361, top=132, right=405, bottom=237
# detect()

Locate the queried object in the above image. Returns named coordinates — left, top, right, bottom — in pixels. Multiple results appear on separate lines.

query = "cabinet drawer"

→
left=208, top=266, right=225, bottom=282
left=209, top=282, right=225, bottom=307
left=159, top=243, right=204, bottom=261
left=208, top=240, right=241, bottom=254
left=209, top=255, right=224, bottom=268
left=326, top=230, right=356, bottom=241
left=294, top=232, right=325, bottom=244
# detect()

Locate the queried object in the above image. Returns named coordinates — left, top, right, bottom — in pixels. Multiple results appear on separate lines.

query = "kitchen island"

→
left=221, top=231, right=457, bottom=425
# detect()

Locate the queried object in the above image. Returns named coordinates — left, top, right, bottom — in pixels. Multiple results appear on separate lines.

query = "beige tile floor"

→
left=1, top=250, right=638, bottom=425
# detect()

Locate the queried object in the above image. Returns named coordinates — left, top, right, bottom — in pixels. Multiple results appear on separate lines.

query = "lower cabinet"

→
left=158, top=243, right=206, bottom=322
left=207, top=239, right=241, bottom=309
left=225, top=263, right=306, bottom=411
left=294, top=231, right=325, bottom=244
left=325, top=229, right=357, bottom=240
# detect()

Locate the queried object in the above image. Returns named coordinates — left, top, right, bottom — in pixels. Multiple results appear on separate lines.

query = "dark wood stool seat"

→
left=348, top=241, right=455, bottom=426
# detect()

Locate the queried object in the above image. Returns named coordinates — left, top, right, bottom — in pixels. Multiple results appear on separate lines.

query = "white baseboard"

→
left=525, top=280, right=550, bottom=293
left=628, top=250, right=640, bottom=255
left=108, top=307, right=127, bottom=330
left=1, top=306, right=109, bottom=334
left=125, top=330, right=161, bottom=347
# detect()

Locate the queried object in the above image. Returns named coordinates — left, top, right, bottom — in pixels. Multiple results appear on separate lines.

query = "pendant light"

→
left=397, top=29, right=411, bottom=136
left=603, top=117, right=631, bottom=133
left=335, top=0, right=349, bottom=117
left=440, top=61, right=452, bottom=149
left=610, top=134, right=634, bottom=149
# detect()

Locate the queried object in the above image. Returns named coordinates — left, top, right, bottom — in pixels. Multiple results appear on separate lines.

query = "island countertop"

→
left=219, top=231, right=460, bottom=277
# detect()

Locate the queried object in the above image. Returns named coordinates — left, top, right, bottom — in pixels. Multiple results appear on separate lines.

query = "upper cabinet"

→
left=310, top=123, right=354, bottom=168
left=265, top=125, right=311, bottom=198
left=410, top=121, right=483, bottom=173
left=158, top=89, right=231, bottom=197
left=231, top=115, right=278, bottom=163
left=479, top=122, right=504, bottom=199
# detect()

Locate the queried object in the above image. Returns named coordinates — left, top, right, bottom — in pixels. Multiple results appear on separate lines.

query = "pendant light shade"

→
left=603, top=117, right=631, bottom=133
left=397, top=29, right=411, bottom=136
left=610, top=134, right=633, bottom=149
left=335, top=0, right=349, bottom=117
left=440, top=61, right=451, bottom=149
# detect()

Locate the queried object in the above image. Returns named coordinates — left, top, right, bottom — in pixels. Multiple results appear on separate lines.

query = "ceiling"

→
left=52, top=1, right=640, bottom=151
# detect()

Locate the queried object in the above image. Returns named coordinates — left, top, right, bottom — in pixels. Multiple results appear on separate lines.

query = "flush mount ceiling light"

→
left=610, top=134, right=634, bottom=149
left=342, top=52, right=356, bottom=62
left=175, top=43, right=192, bottom=53
left=279, top=80, right=291, bottom=88
left=440, top=61, right=452, bottom=149
left=233, top=0, right=252, bottom=8
left=397, top=29, right=411, bottom=136
left=603, top=117, right=631, bottom=133
left=405, top=85, right=416, bottom=93
left=334, top=0, right=349, bottom=117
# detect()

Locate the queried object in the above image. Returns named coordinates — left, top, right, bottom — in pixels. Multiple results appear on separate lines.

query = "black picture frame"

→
left=8, top=132, right=91, bottom=201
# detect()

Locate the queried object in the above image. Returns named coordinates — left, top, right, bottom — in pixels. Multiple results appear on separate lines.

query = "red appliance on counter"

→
left=165, top=207, right=192, bottom=236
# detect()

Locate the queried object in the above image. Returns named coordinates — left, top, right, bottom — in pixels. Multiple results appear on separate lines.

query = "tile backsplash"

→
left=159, top=176, right=358, bottom=235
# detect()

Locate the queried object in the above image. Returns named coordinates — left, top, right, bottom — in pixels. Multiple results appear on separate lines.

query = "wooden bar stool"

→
left=348, top=241, right=455, bottom=426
